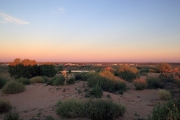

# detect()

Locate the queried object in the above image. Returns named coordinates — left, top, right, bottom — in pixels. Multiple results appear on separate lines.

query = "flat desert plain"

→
left=0, top=74, right=163, bottom=120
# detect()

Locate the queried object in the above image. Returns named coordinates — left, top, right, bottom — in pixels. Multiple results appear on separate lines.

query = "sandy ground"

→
left=0, top=77, right=162, bottom=120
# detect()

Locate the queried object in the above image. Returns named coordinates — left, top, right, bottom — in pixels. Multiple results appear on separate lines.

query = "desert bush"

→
left=0, top=99, right=12, bottom=113
left=147, top=77, right=163, bottom=89
left=158, top=89, right=172, bottom=100
left=56, top=99, right=125, bottom=120
left=85, top=99, right=125, bottom=120
left=133, top=79, right=147, bottom=90
left=3, top=111, right=21, bottom=120
left=0, top=76, right=8, bottom=89
left=159, top=73, right=174, bottom=82
left=16, top=77, right=30, bottom=85
left=53, top=75, right=65, bottom=86
left=75, top=73, right=82, bottom=80
left=148, top=100, right=180, bottom=120
left=30, top=76, right=44, bottom=83
left=2, top=81, right=25, bottom=94
left=90, top=85, right=103, bottom=98
left=56, top=99, right=85, bottom=118
left=41, top=76, right=49, bottom=83
left=67, top=78, right=75, bottom=84
left=116, top=65, right=139, bottom=82
left=88, top=74, right=126, bottom=92
left=158, top=63, right=172, bottom=73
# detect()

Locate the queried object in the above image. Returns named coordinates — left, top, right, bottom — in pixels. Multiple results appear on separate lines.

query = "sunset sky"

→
left=0, top=0, right=180, bottom=62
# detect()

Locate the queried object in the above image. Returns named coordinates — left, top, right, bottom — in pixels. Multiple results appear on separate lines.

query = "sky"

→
left=0, top=0, right=180, bottom=62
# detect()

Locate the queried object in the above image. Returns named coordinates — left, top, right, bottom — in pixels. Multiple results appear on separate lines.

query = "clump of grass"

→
left=90, top=85, right=103, bottom=98
left=3, top=111, right=21, bottom=120
left=148, top=100, right=180, bottom=120
left=133, top=79, right=147, bottom=90
left=16, top=77, right=30, bottom=85
left=158, top=89, right=172, bottom=100
left=0, top=99, right=12, bottom=113
left=41, top=76, right=49, bottom=83
left=147, top=77, right=163, bottom=89
left=56, top=99, right=125, bottom=120
left=2, top=81, right=25, bottom=94
left=30, top=76, right=45, bottom=83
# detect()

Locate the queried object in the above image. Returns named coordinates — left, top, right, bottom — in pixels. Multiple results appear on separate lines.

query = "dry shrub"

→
left=158, top=89, right=172, bottom=100
left=133, top=79, right=147, bottom=90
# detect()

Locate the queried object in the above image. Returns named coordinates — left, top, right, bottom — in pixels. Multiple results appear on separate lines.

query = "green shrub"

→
left=88, top=74, right=126, bottom=92
left=75, top=73, right=82, bottom=80
left=3, top=111, right=21, bottom=120
left=147, top=77, right=163, bottom=89
left=0, top=77, right=8, bottom=89
left=148, top=100, right=180, bottom=120
left=56, top=99, right=125, bottom=120
left=85, top=99, right=125, bottom=120
left=81, top=72, right=96, bottom=81
left=2, top=81, right=25, bottom=94
left=158, top=89, right=172, bottom=100
left=53, top=75, right=65, bottom=86
left=159, top=73, right=174, bottom=82
left=0, top=99, right=12, bottom=113
left=16, top=77, right=30, bottom=85
left=30, top=76, right=44, bottom=83
left=90, top=85, right=103, bottom=98
left=56, top=99, right=85, bottom=118
left=41, top=76, right=49, bottom=82
left=133, top=79, right=147, bottom=90
left=67, top=78, right=75, bottom=84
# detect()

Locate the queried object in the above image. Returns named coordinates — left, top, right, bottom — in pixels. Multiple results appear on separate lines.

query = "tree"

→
left=158, top=63, right=171, bottom=73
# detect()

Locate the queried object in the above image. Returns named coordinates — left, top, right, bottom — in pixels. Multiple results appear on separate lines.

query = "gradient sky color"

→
left=0, top=0, right=180, bottom=62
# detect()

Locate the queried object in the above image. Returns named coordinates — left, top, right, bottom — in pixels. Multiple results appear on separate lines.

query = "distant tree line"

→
left=8, top=58, right=57, bottom=78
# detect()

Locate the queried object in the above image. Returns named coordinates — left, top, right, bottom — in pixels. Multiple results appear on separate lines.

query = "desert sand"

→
left=0, top=76, right=162, bottom=120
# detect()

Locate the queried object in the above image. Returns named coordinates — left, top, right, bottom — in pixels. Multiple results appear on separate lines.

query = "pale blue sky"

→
left=0, top=0, right=180, bottom=62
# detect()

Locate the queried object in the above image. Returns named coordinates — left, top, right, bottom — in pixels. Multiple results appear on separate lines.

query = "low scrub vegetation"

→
left=115, top=65, right=139, bottom=82
left=133, top=79, right=147, bottom=90
left=2, top=81, right=25, bottom=94
left=56, top=99, right=125, bottom=120
left=88, top=71, right=126, bottom=93
left=90, top=85, right=103, bottom=98
left=0, top=99, right=12, bottom=113
left=47, top=75, right=65, bottom=86
left=75, top=72, right=96, bottom=81
left=3, top=111, right=21, bottom=120
left=67, top=78, right=75, bottom=84
left=30, top=76, right=45, bottom=83
left=158, top=89, right=172, bottom=100
left=16, top=77, right=30, bottom=85
left=147, top=77, right=163, bottom=89
left=148, top=100, right=180, bottom=120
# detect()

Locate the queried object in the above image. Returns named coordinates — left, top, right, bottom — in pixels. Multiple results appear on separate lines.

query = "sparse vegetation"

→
left=88, top=73, right=126, bottom=93
left=47, top=75, right=65, bottom=86
left=90, top=85, right=103, bottom=98
left=147, top=77, right=163, bottom=89
left=158, top=89, right=172, bottom=100
left=67, top=78, right=75, bottom=84
left=30, top=76, right=45, bottom=83
left=16, top=77, right=30, bottom=85
left=56, top=99, right=125, bottom=120
left=148, top=100, right=180, bottom=120
left=3, top=111, right=21, bottom=120
left=158, top=63, right=172, bottom=73
left=133, top=79, right=147, bottom=90
left=0, top=99, right=12, bottom=113
left=2, top=81, right=25, bottom=94
left=115, top=65, right=139, bottom=82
